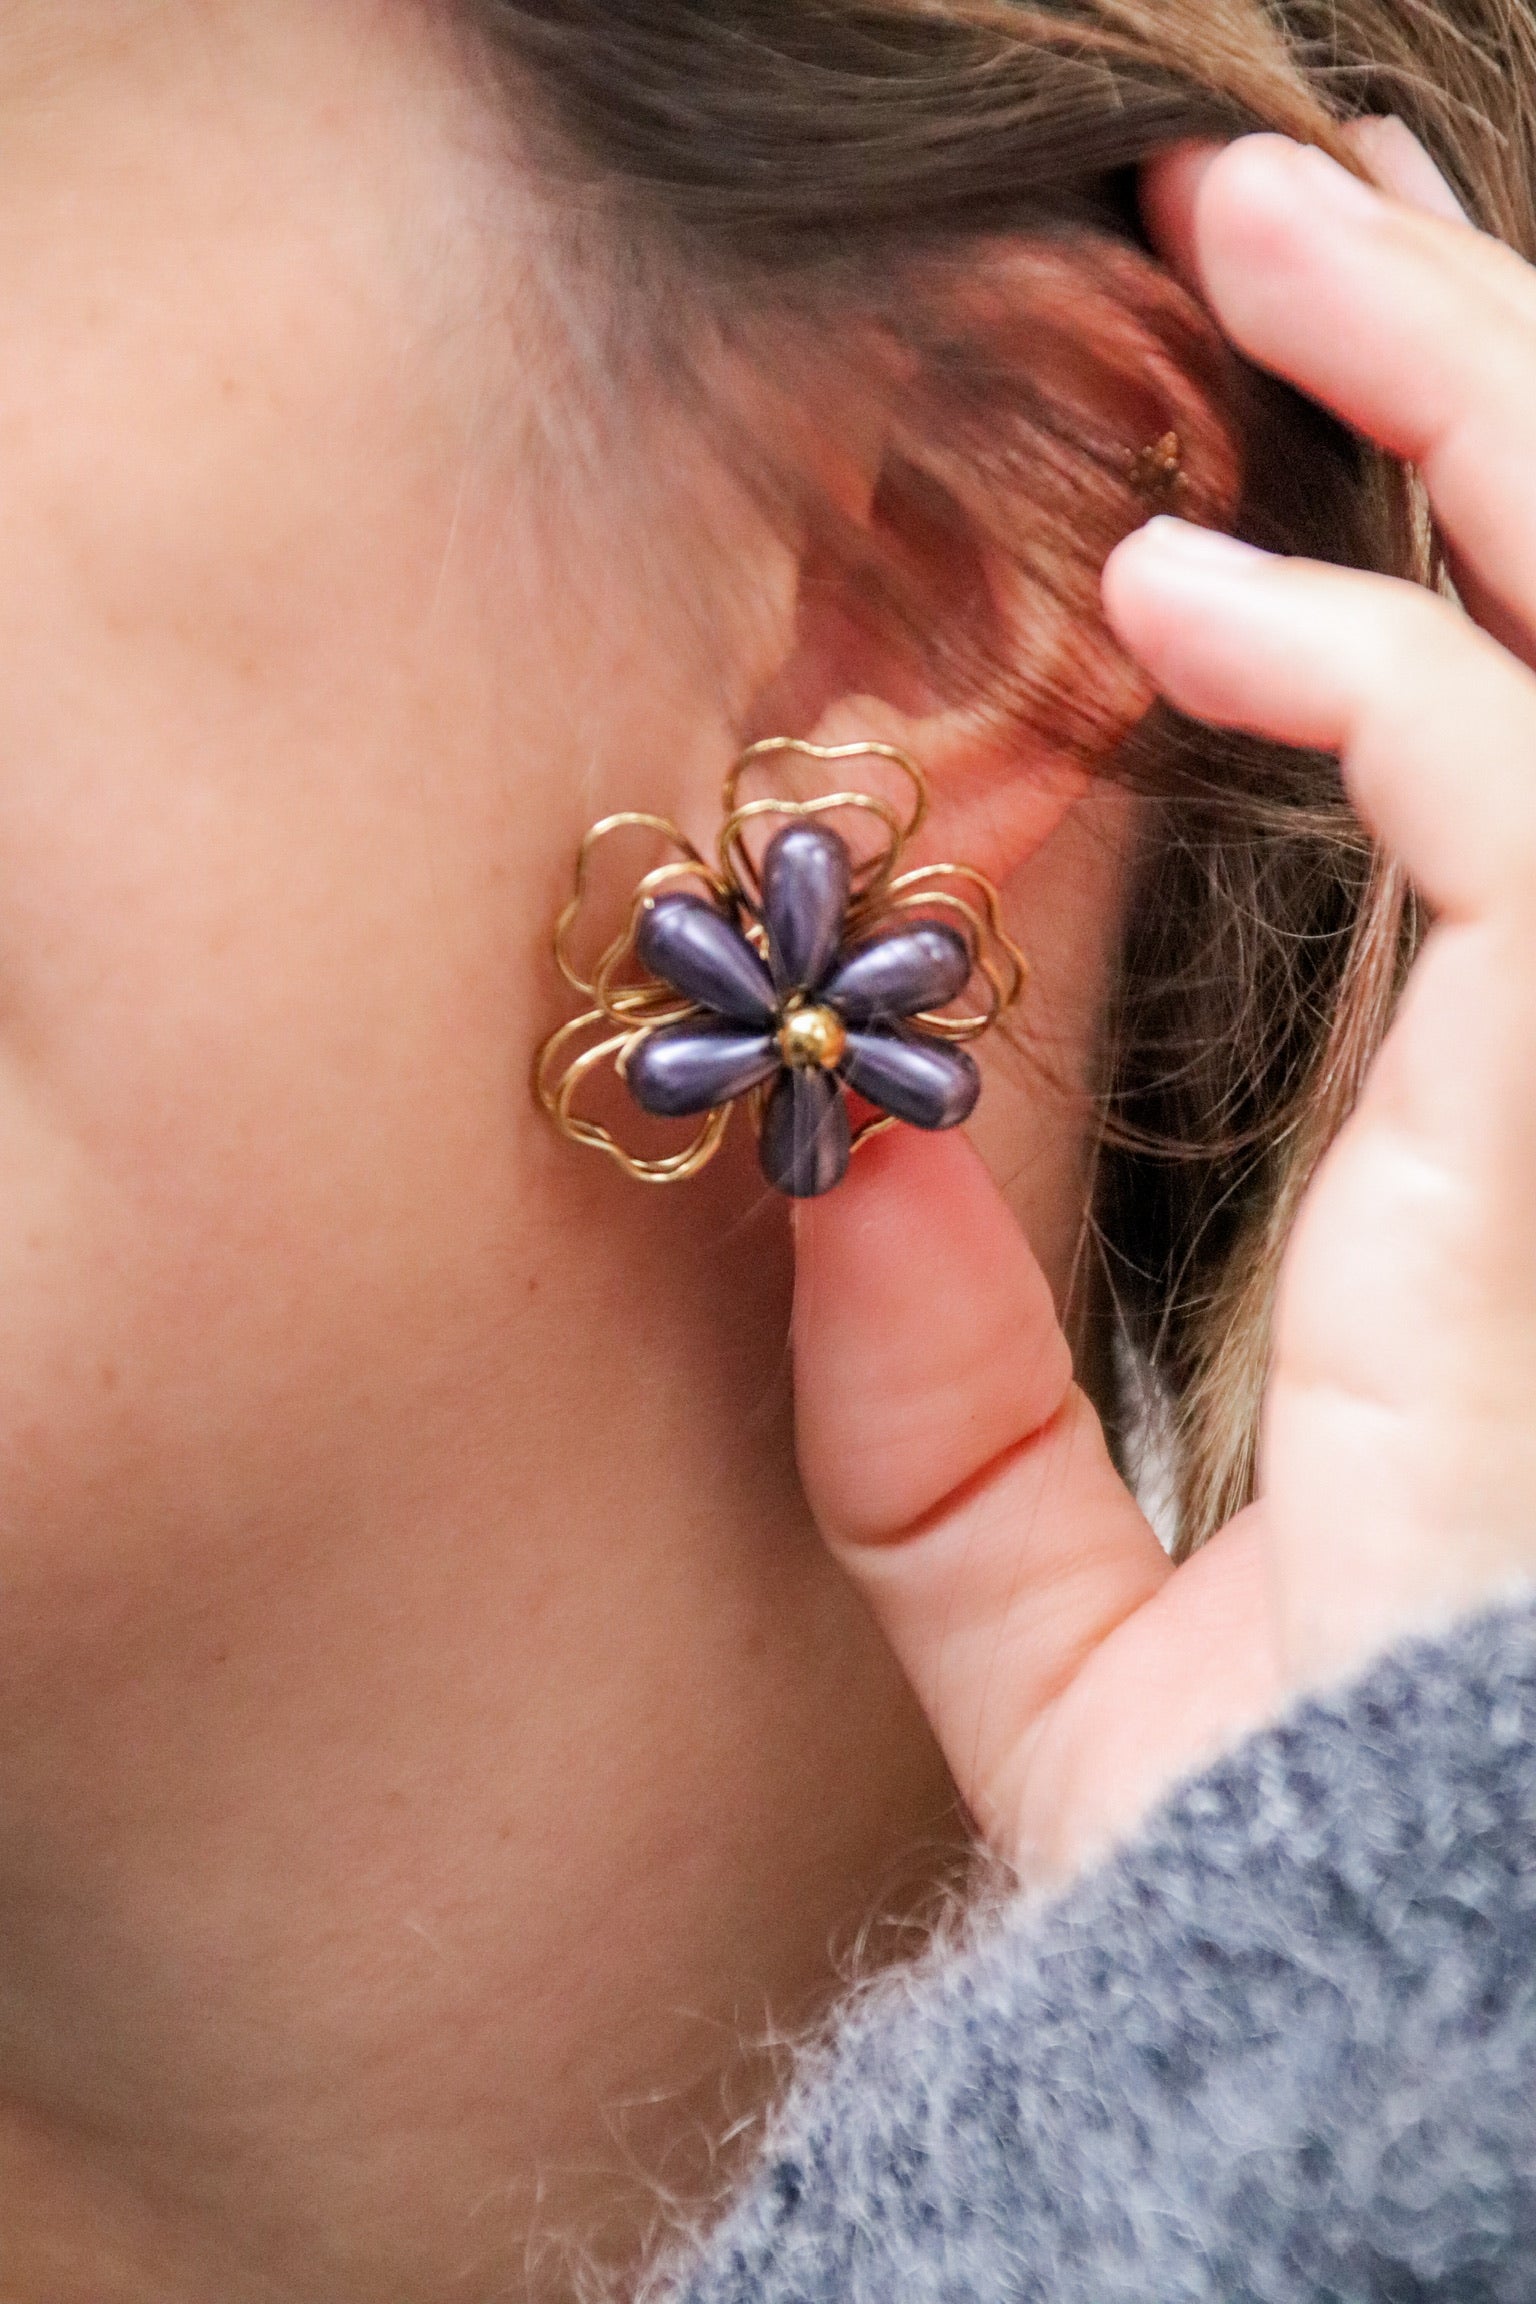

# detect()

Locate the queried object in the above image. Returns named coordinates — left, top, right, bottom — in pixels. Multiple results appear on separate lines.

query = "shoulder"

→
left=665, top=1601, right=1536, bottom=2304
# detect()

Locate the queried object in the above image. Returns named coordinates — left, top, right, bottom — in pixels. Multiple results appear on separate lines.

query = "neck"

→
left=0, top=1162, right=960, bottom=2302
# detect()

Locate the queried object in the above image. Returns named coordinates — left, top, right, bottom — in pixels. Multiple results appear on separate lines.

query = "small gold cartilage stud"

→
left=1129, top=430, right=1187, bottom=504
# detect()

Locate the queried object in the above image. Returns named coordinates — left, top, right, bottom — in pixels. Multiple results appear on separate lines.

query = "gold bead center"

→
left=777, top=1004, right=848, bottom=1072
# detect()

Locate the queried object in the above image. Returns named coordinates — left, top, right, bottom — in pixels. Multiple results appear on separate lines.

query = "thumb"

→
left=793, top=1126, right=1171, bottom=1861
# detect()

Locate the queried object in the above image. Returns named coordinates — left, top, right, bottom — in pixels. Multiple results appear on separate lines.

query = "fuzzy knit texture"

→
left=668, top=1600, right=1536, bottom=2304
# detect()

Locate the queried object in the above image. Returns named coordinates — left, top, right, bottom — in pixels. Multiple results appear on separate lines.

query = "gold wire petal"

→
left=722, top=738, right=929, bottom=846
left=592, top=859, right=750, bottom=1029
left=856, top=887, right=1000, bottom=1042
left=534, top=1009, right=734, bottom=1184
left=719, top=739, right=930, bottom=911
left=883, top=863, right=1030, bottom=1035
left=886, top=863, right=1028, bottom=992
left=850, top=1110, right=902, bottom=1156
left=534, top=1010, right=615, bottom=1124
left=720, top=790, right=908, bottom=911
left=554, top=812, right=727, bottom=1001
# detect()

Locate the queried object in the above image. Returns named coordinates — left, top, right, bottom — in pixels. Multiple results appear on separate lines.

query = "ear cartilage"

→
left=535, top=739, right=1027, bottom=1198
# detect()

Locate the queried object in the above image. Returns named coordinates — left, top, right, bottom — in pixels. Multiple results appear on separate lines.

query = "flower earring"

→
left=535, top=739, right=1027, bottom=1199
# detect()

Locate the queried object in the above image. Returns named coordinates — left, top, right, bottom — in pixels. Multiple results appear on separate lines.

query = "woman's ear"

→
left=770, top=688, right=1095, bottom=893
left=741, top=234, right=1244, bottom=885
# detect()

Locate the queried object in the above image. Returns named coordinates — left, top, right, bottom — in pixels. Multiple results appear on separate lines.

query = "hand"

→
left=791, top=127, right=1536, bottom=1877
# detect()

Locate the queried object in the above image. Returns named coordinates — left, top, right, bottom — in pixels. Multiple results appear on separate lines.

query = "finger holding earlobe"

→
left=793, top=1128, right=1171, bottom=1858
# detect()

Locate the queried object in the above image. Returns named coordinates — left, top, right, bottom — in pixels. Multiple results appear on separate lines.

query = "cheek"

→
left=0, top=25, right=764, bottom=1590
left=0, top=279, right=560, bottom=1580
left=0, top=723, right=549, bottom=1577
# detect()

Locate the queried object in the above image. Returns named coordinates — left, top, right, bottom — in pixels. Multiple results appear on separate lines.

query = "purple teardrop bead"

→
left=839, top=1030, right=980, bottom=1131
left=628, top=1023, right=780, bottom=1118
left=636, top=895, right=776, bottom=1025
left=759, top=1067, right=851, bottom=1199
left=821, top=923, right=973, bottom=1024
left=761, top=824, right=851, bottom=996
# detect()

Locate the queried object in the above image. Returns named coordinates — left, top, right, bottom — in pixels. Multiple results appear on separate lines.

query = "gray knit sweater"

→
left=671, top=1602, right=1536, bottom=2303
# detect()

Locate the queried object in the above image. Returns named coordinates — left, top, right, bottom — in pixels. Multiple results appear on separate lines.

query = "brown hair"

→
left=465, top=0, right=1536, bottom=1551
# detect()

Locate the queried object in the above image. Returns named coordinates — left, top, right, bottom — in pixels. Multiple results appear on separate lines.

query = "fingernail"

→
left=1346, top=114, right=1470, bottom=225
left=1282, top=140, right=1386, bottom=223
left=1128, top=519, right=1272, bottom=576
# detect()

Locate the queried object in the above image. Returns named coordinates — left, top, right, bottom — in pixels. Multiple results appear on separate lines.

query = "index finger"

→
left=1149, top=135, right=1536, bottom=659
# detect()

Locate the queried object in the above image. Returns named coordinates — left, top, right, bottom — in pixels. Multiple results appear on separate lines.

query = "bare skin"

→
left=0, top=5, right=1139, bottom=2297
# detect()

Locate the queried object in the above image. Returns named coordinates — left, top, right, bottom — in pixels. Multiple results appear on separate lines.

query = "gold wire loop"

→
left=536, top=1012, right=734, bottom=1183
left=721, top=738, right=928, bottom=847
left=591, top=862, right=740, bottom=1030
left=554, top=812, right=722, bottom=1000
left=720, top=790, right=907, bottom=910
left=535, top=739, right=1026, bottom=1189
left=881, top=864, right=1030, bottom=1040
left=719, top=740, right=930, bottom=912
